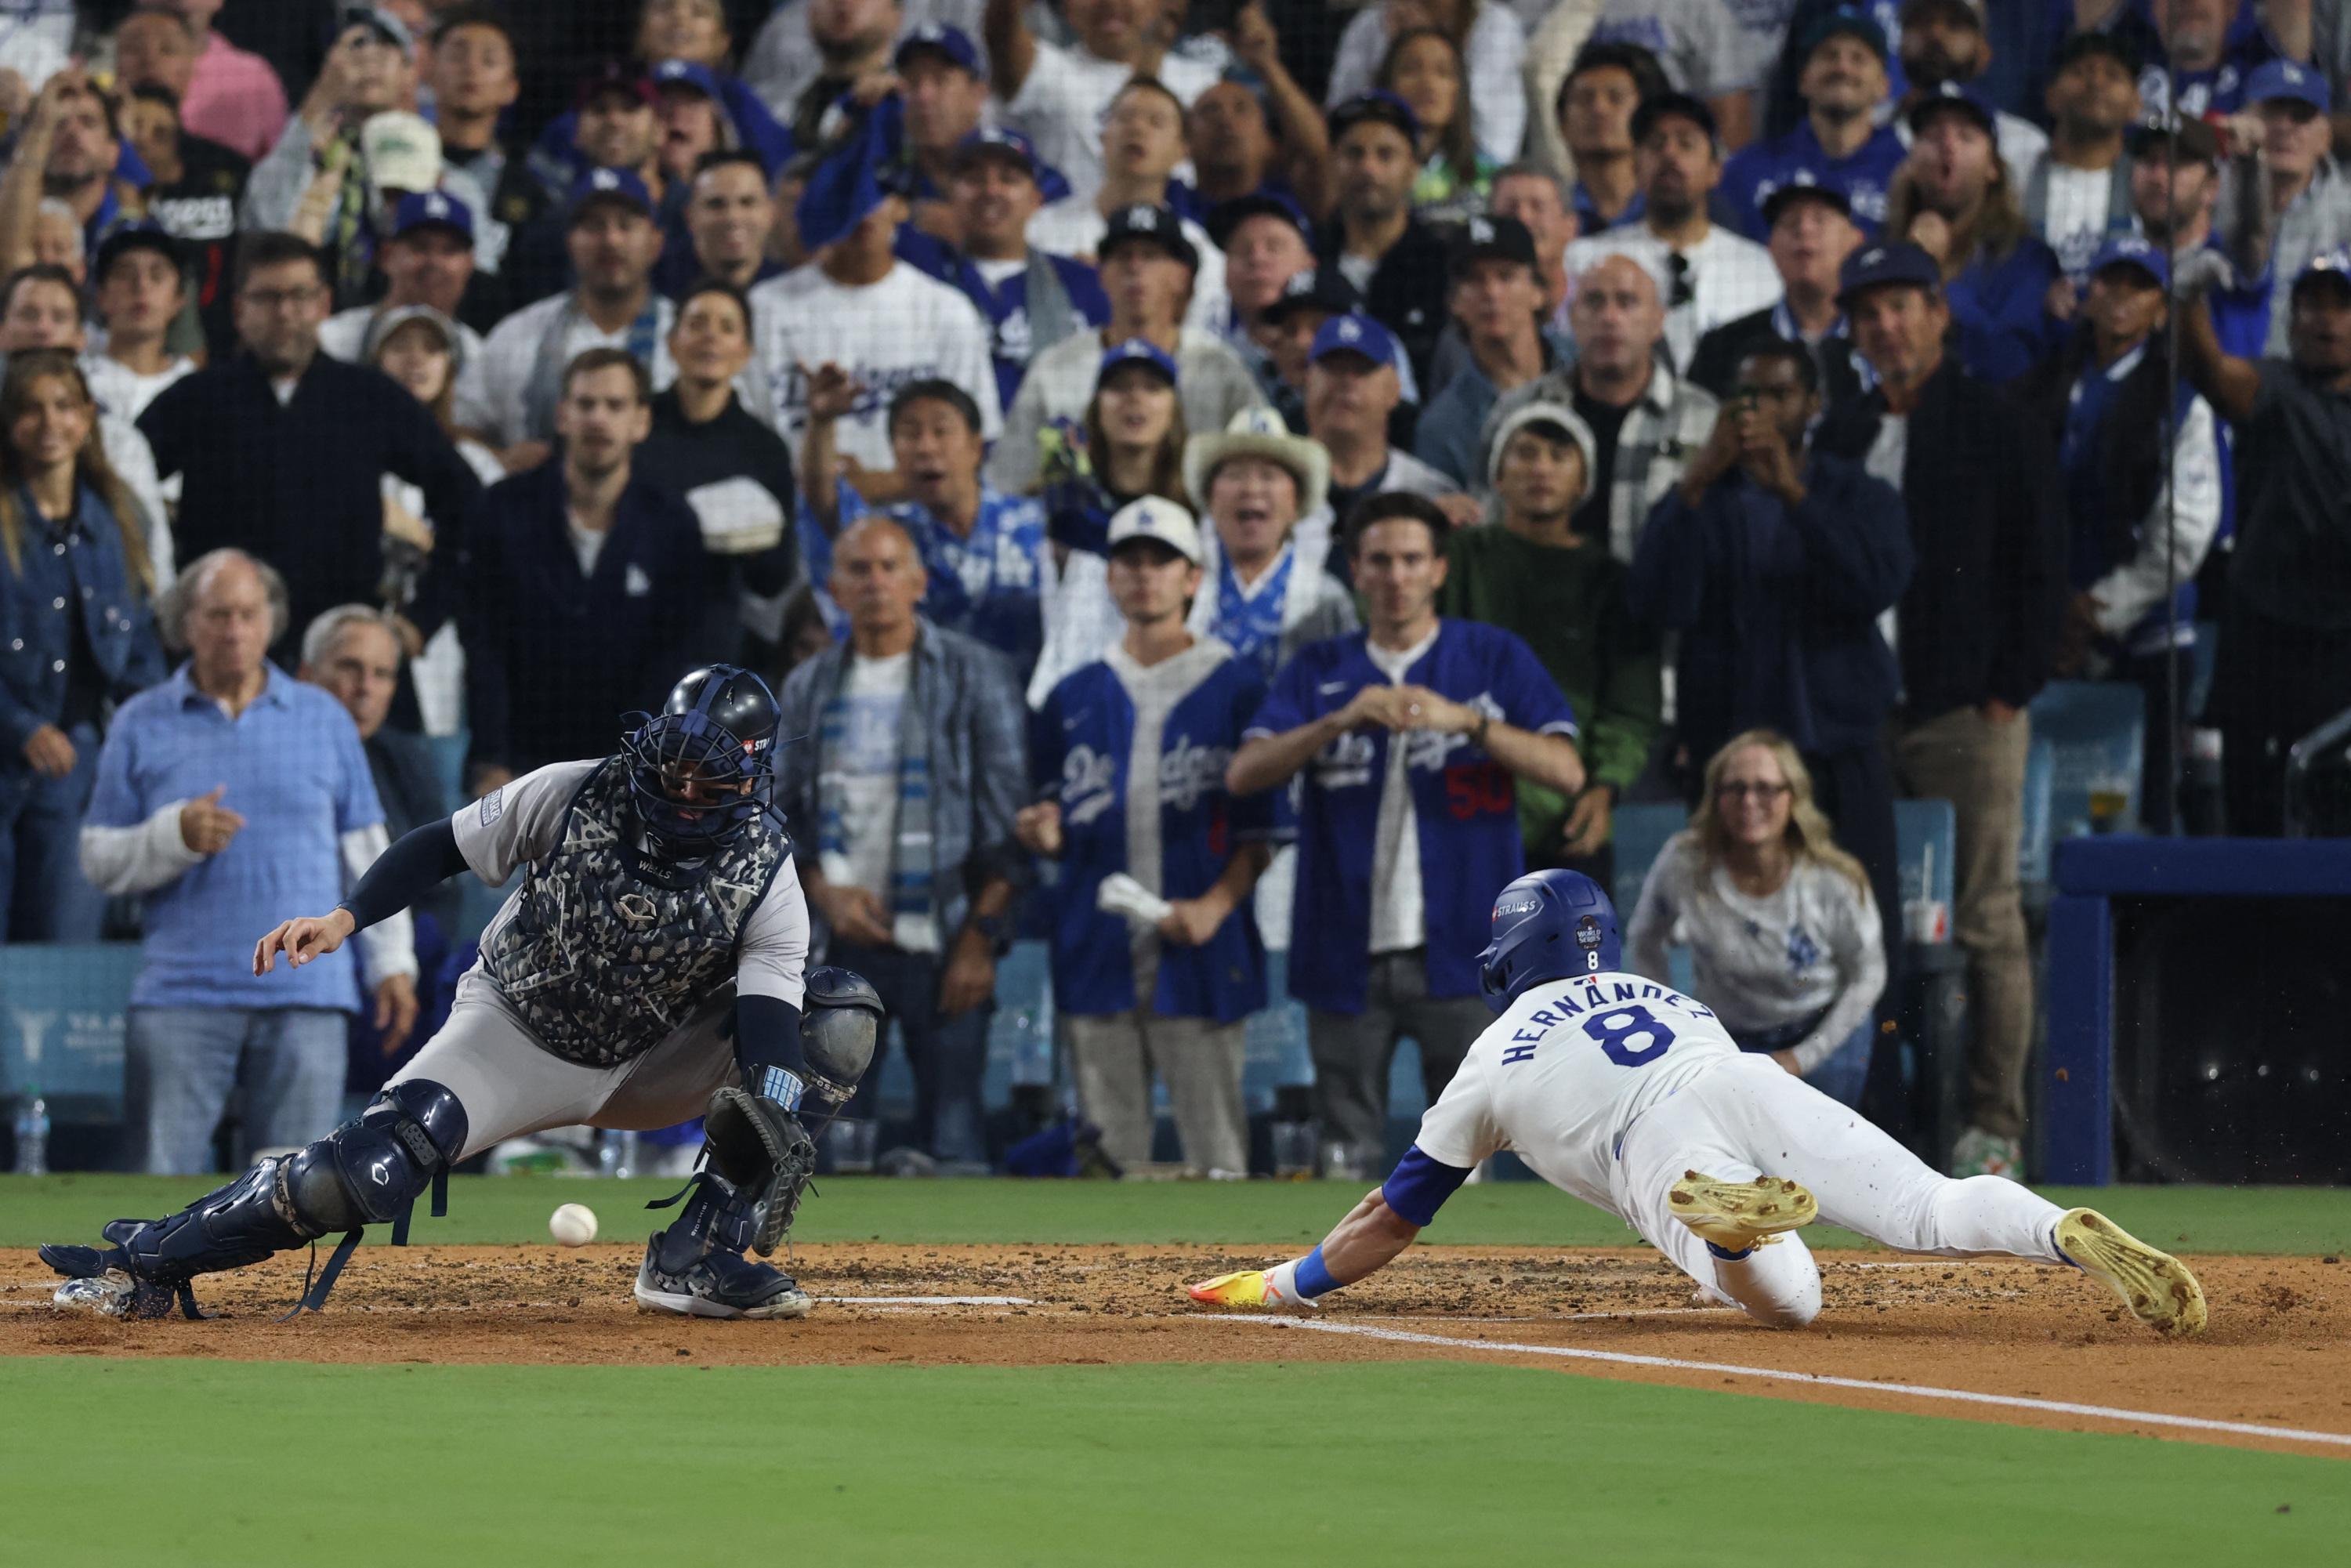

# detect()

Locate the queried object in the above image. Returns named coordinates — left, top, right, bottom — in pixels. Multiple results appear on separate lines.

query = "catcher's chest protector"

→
left=481, top=761, right=788, bottom=1066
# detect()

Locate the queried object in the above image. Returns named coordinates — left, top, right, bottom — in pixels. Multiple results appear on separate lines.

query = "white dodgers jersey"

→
left=1412, top=971, right=1742, bottom=1212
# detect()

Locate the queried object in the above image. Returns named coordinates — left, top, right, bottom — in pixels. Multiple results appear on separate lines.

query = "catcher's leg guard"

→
left=40, top=1080, right=468, bottom=1320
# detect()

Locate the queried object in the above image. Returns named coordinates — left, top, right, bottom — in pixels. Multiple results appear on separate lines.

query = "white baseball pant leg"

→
left=1612, top=1056, right=2069, bottom=1328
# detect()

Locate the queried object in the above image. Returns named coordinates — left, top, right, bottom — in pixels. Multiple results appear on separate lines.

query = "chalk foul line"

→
left=1207, top=1315, right=2351, bottom=1450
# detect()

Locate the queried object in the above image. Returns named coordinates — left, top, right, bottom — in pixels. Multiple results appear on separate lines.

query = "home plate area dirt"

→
left=5, top=1244, right=2348, bottom=1452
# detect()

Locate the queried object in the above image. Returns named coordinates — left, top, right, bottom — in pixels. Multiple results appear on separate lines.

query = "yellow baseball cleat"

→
left=2056, top=1208, right=2208, bottom=1337
left=1668, top=1171, right=1819, bottom=1251
left=1188, top=1269, right=1298, bottom=1309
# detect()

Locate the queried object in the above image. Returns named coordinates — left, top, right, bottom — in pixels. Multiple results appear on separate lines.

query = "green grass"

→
left=0, top=1357, right=2342, bottom=1567
left=5, top=1173, right=2350, bottom=1254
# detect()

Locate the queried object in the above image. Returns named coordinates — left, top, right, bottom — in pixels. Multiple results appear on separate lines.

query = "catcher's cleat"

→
left=1186, top=1269, right=1310, bottom=1309
left=1668, top=1171, right=1819, bottom=1253
left=632, top=1236, right=813, bottom=1320
left=2055, top=1208, right=2208, bottom=1338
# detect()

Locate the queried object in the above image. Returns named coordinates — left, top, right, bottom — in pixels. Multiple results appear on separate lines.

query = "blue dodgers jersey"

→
left=833, top=481, right=1050, bottom=675
left=1246, top=621, right=1579, bottom=1013
left=1720, top=121, right=1909, bottom=239
left=1033, top=649, right=1287, bottom=1023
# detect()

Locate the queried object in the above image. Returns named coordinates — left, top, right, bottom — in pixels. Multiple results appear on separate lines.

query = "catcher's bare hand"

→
left=253, top=909, right=357, bottom=976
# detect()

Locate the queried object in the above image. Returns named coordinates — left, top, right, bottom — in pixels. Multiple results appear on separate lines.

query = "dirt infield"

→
left=5, top=1243, right=2347, bottom=1454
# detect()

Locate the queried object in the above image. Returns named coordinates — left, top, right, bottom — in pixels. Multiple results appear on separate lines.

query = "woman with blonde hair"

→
left=0, top=349, right=166, bottom=939
left=1626, top=729, right=1886, bottom=1106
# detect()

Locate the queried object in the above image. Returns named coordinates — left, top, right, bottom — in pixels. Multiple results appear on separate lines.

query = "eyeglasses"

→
left=241, top=285, right=322, bottom=312
left=1666, top=252, right=1694, bottom=310
left=1716, top=780, right=1791, bottom=801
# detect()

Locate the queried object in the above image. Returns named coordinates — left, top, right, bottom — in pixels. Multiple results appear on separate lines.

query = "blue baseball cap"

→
left=1098, top=336, right=1179, bottom=386
left=94, top=220, right=177, bottom=281
left=1310, top=312, right=1399, bottom=370
left=1836, top=240, right=1942, bottom=306
left=568, top=165, right=654, bottom=223
left=1207, top=191, right=1313, bottom=252
left=954, top=126, right=1038, bottom=179
left=1801, top=7, right=1889, bottom=63
left=2247, top=58, right=2331, bottom=113
left=651, top=59, right=723, bottom=100
left=1907, top=79, right=1998, bottom=138
left=392, top=188, right=475, bottom=243
left=2087, top=234, right=2168, bottom=290
left=896, top=22, right=987, bottom=80
left=2295, top=247, right=2351, bottom=297
left=1328, top=91, right=1421, bottom=147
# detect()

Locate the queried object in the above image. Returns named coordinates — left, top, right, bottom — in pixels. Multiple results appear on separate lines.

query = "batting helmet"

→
left=1476, top=868, right=1623, bottom=1014
left=620, top=664, right=783, bottom=851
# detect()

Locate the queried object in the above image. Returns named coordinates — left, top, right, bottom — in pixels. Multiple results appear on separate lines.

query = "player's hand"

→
left=180, top=784, right=246, bottom=855
left=1015, top=800, right=1064, bottom=856
left=813, top=880, right=893, bottom=947
left=21, top=723, right=75, bottom=779
left=937, top=928, right=996, bottom=1016
left=1770, top=1048, right=1802, bottom=1076
left=1561, top=787, right=1612, bottom=860
left=802, top=361, right=861, bottom=424
left=1157, top=894, right=1228, bottom=947
left=253, top=908, right=357, bottom=976
left=373, top=972, right=420, bottom=1055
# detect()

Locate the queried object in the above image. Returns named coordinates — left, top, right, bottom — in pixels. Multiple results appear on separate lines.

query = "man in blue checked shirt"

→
left=1721, top=11, right=1907, bottom=240
left=1019, top=498, right=1282, bottom=1178
left=1227, top=492, right=1586, bottom=1175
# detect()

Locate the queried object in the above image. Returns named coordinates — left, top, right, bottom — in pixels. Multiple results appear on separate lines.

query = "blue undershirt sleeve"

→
left=1381, top=1144, right=1475, bottom=1229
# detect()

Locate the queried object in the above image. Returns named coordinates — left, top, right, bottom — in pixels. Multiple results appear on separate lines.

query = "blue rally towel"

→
left=797, top=93, right=907, bottom=252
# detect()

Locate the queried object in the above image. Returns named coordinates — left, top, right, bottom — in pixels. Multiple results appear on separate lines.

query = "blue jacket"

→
left=0, top=483, right=165, bottom=782
left=1945, top=237, right=2066, bottom=385
left=1628, top=454, right=1913, bottom=759
left=1721, top=121, right=1909, bottom=239
left=1033, top=648, right=1282, bottom=1023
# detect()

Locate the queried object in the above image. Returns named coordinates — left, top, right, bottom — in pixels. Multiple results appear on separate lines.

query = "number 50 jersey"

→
left=1412, top=971, right=1743, bottom=1212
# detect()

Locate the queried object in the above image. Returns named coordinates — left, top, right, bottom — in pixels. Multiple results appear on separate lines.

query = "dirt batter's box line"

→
left=1211, top=1316, right=2351, bottom=1453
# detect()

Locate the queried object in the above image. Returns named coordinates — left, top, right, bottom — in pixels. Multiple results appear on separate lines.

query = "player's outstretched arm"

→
left=1189, top=1186, right=1422, bottom=1309
left=255, top=820, right=471, bottom=977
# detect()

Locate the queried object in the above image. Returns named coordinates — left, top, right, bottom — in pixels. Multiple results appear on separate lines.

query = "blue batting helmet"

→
left=619, top=664, right=782, bottom=853
left=1476, top=869, right=1622, bottom=1013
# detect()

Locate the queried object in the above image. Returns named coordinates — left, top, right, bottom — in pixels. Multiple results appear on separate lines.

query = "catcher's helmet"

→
left=620, top=664, right=783, bottom=851
left=1475, top=869, right=1622, bottom=1014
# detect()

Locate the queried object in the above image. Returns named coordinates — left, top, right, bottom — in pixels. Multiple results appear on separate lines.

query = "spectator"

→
left=756, top=179, right=1003, bottom=473
left=509, top=64, right=668, bottom=304
left=895, top=24, right=994, bottom=228
left=806, top=374, right=1050, bottom=681
left=114, top=83, right=248, bottom=361
left=475, top=169, right=675, bottom=463
left=1326, top=0, right=1527, bottom=168
left=992, top=204, right=1260, bottom=494
left=159, top=0, right=291, bottom=162
left=1209, top=191, right=1317, bottom=359
left=1415, top=216, right=1561, bottom=485
left=1563, top=92, right=1784, bottom=372
left=1687, top=183, right=1871, bottom=406
left=28, top=196, right=84, bottom=284
left=1227, top=492, right=1585, bottom=1175
left=636, top=280, right=801, bottom=665
left=899, top=129, right=1112, bottom=416
left=320, top=193, right=492, bottom=412
left=2108, top=0, right=2277, bottom=121
left=654, top=149, right=786, bottom=299
left=296, top=603, right=455, bottom=936
left=785, top=0, right=903, bottom=150
left=0, top=69, right=142, bottom=274
left=2029, top=31, right=2142, bottom=277
left=1025, top=77, right=1231, bottom=334
left=2025, top=237, right=2221, bottom=835
left=776, top=516, right=1027, bottom=1172
left=1591, top=0, right=1759, bottom=147
left=2226, top=61, right=2351, bottom=356
left=1305, top=313, right=1459, bottom=545
left=1815, top=241, right=2063, bottom=1181
left=1019, top=497, right=1274, bottom=1176
left=461, top=349, right=718, bottom=789
left=0, top=350, right=167, bottom=940
left=985, top=0, right=1223, bottom=203
left=426, top=5, right=550, bottom=302
left=140, top=232, right=482, bottom=672
left=1883, top=84, right=2063, bottom=383
left=1318, top=93, right=1453, bottom=387
left=1181, top=407, right=1356, bottom=675
left=2, top=263, right=174, bottom=579
left=85, top=226, right=197, bottom=422
left=1186, top=15, right=1333, bottom=217
left=1444, top=400, right=1660, bottom=881
left=2130, top=119, right=2270, bottom=355
left=2177, top=247, right=2351, bottom=836
left=624, top=0, right=796, bottom=175
left=1241, top=263, right=1360, bottom=433
left=1625, top=730, right=1888, bottom=1107
left=1490, top=254, right=1721, bottom=564
left=1553, top=41, right=1669, bottom=234
left=1893, top=0, right=2048, bottom=183
left=1377, top=27, right=1493, bottom=227
left=1628, top=338, right=1910, bottom=1005
left=1491, top=164, right=1579, bottom=339
left=649, top=61, right=744, bottom=194
left=80, top=548, right=417, bottom=1175
left=1720, top=10, right=1906, bottom=239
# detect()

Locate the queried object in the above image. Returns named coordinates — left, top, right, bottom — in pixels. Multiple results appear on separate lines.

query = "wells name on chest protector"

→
left=481, top=761, right=789, bottom=1066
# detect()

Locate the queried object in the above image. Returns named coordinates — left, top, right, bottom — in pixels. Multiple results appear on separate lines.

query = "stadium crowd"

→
left=0, top=0, right=2346, bottom=1190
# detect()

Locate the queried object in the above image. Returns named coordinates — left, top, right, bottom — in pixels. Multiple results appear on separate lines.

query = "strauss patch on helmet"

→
left=1494, top=895, right=1541, bottom=921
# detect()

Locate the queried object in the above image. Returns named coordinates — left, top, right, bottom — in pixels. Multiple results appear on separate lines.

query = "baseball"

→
left=549, top=1203, right=598, bottom=1248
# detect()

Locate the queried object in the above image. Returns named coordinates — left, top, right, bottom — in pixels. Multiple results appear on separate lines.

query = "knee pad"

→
left=282, top=1080, right=470, bottom=1239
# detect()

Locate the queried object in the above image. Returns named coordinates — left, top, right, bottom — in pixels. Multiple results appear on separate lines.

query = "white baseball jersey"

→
left=1411, top=969, right=1742, bottom=1214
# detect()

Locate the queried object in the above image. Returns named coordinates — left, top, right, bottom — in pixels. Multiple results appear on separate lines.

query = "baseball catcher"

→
left=42, top=664, right=881, bottom=1323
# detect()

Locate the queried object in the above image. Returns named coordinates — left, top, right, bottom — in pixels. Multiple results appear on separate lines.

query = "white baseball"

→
left=549, top=1203, right=598, bottom=1247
